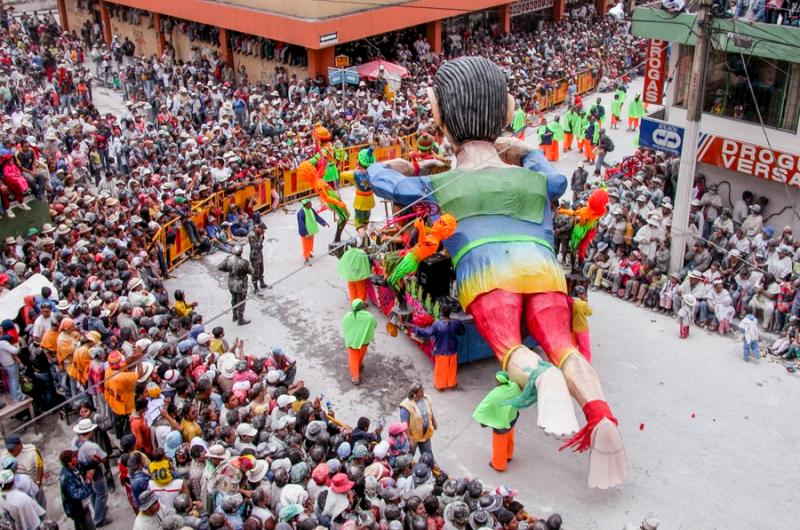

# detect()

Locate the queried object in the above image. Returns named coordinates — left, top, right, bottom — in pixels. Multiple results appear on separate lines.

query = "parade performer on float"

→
left=337, top=246, right=371, bottom=303
left=311, top=125, right=341, bottom=187
left=558, top=187, right=610, bottom=271
left=386, top=214, right=457, bottom=289
left=409, top=132, right=443, bottom=176
left=341, top=146, right=376, bottom=236
left=341, top=298, right=377, bottom=385
left=298, top=146, right=350, bottom=243
left=368, top=56, right=627, bottom=489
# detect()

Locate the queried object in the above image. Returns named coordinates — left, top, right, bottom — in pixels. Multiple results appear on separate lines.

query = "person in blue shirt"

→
left=413, top=307, right=466, bottom=391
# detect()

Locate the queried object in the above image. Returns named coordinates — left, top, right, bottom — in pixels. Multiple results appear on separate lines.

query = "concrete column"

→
left=596, top=0, right=609, bottom=14
left=219, top=28, right=234, bottom=68
left=153, top=13, right=165, bottom=56
left=498, top=3, right=511, bottom=33
left=553, top=0, right=566, bottom=21
left=426, top=19, right=442, bottom=54
left=56, top=0, right=69, bottom=32
left=307, top=47, right=335, bottom=80
left=98, top=0, right=112, bottom=46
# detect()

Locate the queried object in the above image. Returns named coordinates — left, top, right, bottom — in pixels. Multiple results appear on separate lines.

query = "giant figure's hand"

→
left=382, top=158, right=446, bottom=176
left=494, top=137, right=531, bottom=166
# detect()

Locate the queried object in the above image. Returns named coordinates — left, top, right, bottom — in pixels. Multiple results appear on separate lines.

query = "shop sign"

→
left=639, top=117, right=684, bottom=156
left=510, top=0, right=555, bottom=16
left=697, top=134, right=800, bottom=187
left=320, top=32, right=338, bottom=46
left=643, top=39, right=668, bottom=105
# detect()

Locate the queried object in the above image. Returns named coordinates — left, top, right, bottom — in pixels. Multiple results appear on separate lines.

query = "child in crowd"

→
left=738, top=313, right=760, bottom=362
left=678, top=294, right=696, bottom=338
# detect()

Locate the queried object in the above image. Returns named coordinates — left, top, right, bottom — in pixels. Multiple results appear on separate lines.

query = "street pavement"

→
left=26, top=78, right=800, bottom=529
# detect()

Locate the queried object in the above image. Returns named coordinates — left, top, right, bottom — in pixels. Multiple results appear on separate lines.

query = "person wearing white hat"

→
left=633, top=216, right=665, bottom=261
left=72, top=418, right=113, bottom=527
left=0, top=468, right=44, bottom=530
left=767, top=245, right=793, bottom=280
left=678, top=294, right=696, bottom=338
left=742, top=203, right=764, bottom=238
left=707, top=279, right=734, bottom=334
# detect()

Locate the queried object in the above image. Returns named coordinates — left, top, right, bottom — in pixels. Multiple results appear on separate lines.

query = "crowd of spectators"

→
left=561, top=149, right=800, bottom=350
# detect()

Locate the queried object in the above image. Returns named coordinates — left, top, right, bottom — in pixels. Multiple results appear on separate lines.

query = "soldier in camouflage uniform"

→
left=218, top=245, right=254, bottom=325
left=248, top=223, right=267, bottom=292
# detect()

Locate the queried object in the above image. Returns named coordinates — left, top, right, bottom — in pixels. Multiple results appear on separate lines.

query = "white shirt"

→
left=148, top=478, right=183, bottom=515
left=31, top=314, right=54, bottom=343
left=0, top=340, right=19, bottom=367
left=0, top=489, right=44, bottom=530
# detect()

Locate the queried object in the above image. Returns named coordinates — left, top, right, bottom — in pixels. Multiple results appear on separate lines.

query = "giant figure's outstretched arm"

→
left=521, top=150, right=567, bottom=201
left=367, top=164, right=432, bottom=206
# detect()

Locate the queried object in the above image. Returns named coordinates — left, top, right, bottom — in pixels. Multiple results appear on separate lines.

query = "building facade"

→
left=632, top=7, right=800, bottom=232
left=57, top=0, right=609, bottom=81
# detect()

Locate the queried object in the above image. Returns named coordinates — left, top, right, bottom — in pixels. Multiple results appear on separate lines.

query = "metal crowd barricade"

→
left=156, top=134, right=419, bottom=271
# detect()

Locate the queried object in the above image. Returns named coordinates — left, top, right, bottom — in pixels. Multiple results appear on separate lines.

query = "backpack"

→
left=605, top=137, right=615, bottom=152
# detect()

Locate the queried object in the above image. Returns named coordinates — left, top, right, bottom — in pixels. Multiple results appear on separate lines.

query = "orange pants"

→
left=302, top=235, right=314, bottom=259
left=491, top=428, right=515, bottom=471
left=611, top=115, right=619, bottom=126
left=628, top=117, right=640, bottom=129
left=433, top=354, right=457, bottom=390
left=348, top=345, right=368, bottom=381
left=564, top=133, right=574, bottom=150
left=347, top=280, right=368, bottom=304
left=549, top=140, right=560, bottom=161
left=583, top=141, right=595, bottom=162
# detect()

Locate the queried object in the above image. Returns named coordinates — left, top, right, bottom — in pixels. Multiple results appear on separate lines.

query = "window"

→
left=702, top=49, right=800, bottom=132
left=673, top=45, right=800, bottom=132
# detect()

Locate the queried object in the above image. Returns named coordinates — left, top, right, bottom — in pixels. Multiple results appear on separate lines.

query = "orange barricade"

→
left=156, top=136, right=418, bottom=270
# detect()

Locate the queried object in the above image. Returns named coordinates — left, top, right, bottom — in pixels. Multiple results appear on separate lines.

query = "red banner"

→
left=643, top=39, right=668, bottom=105
left=697, top=134, right=800, bottom=187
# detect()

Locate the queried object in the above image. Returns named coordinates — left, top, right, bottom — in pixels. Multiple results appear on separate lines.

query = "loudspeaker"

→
left=417, top=253, right=453, bottom=299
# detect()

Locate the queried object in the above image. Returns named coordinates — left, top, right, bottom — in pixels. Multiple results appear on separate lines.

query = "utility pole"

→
left=669, top=0, right=714, bottom=273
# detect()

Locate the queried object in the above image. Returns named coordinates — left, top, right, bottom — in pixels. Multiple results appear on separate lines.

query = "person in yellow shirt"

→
left=173, top=289, right=197, bottom=317
left=571, top=286, right=593, bottom=362
left=209, top=327, right=229, bottom=355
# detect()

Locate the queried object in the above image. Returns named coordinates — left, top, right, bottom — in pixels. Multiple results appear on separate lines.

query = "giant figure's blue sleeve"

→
left=521, top=149, right=568, bottom=200
left=367, top=164, right=433, bottom=206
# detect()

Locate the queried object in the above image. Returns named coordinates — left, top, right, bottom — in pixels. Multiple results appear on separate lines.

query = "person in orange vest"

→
left=104, top=350, right=142, bottom=439
left=67, top=332, right=93, bottom=390
left=399, top=384, right=437, bottom=459
left=56, top=318, right=80, bottom=399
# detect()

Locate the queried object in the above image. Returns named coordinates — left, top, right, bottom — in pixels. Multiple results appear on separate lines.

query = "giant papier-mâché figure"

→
left=368, top=56, right=628, bottom=488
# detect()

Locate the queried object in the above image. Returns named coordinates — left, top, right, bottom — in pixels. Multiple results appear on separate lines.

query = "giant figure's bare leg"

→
left=524, top=292, right=628, bottom=489
left=468, top=290, right=577, bottom=436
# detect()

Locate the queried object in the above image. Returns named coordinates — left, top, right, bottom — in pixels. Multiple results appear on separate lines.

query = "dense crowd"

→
left=0, top=5, right=667, bottom=530
left=562, top=148, right=800, bottom=355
